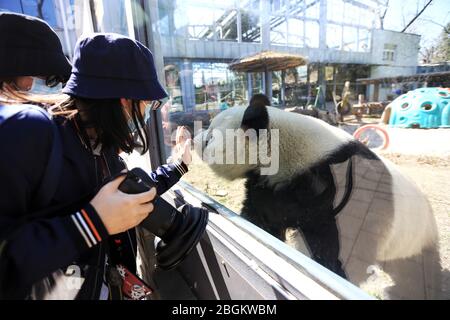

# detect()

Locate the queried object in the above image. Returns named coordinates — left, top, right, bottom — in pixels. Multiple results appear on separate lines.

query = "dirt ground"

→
left=182, top=115, right=450, bottom=297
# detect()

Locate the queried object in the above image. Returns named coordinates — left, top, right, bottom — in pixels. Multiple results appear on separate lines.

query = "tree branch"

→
left=401, top=0, right=433, bottom=32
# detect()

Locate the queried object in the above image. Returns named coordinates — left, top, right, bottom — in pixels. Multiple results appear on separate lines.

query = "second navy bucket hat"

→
left=63, top=33, right=168, bottom=100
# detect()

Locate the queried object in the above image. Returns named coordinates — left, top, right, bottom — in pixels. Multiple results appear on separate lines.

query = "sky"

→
left=383, top=0, right=450, bottom=46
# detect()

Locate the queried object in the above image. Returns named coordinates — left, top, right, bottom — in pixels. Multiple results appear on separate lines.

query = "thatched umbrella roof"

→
left=229, top=50, right=307, bottom=72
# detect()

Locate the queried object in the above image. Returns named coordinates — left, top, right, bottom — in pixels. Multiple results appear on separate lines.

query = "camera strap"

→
left=98, top=154, right=152, bottom=300
left=93, top=153, right=123, bottom=300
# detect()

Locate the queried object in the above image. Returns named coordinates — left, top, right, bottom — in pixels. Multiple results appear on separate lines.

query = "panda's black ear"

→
left=241, top=102, right=269, bottom=132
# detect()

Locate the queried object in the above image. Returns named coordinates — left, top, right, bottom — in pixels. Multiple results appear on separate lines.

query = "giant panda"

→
left=195, top=101, right=444, bottom=300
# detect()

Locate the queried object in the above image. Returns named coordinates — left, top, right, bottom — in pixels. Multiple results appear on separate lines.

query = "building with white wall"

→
left=1, top=0, right=423, bottom=107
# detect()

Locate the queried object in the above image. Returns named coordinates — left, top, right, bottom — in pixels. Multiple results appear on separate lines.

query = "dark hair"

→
left=57, top=96, right=149, bottom=155
left=249, top=93, right=271, bottom=107
left=0, top=79, right=66, bottom=106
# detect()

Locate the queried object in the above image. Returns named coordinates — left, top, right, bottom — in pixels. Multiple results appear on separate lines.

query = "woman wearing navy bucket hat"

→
left=0, top=30, right=203, bottom=300
left=0, top=12, right=71, bottom=103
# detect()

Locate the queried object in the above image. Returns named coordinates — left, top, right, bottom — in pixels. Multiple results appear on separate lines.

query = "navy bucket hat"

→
left=63, top=33, right=168, bottom=100
left=0, top=12, right=71, bottom=79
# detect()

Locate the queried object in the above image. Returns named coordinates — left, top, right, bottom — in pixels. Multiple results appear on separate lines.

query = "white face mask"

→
left=28, top=77, right=62, bottom=95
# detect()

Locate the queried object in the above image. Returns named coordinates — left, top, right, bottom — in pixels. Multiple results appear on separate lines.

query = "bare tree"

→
left=420, top=44, right=437, bottom=64
left=419, top=22, right=450, bottom=63
left=434, top=22, right=450, bottom=62
left=377, top=0, right=390, bottom=30
left=401, top=0, right=433, bottom=33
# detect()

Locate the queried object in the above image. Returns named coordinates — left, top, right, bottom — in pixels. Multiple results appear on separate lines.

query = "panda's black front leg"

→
left=300, top=216, right=347, bottom=279
left=241, top=207, right=285, bottom=240
left=241, top=179, right=287, bottom=239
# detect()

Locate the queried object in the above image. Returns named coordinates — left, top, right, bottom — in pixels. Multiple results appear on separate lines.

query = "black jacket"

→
left=0, top=104, right=188, bottom=299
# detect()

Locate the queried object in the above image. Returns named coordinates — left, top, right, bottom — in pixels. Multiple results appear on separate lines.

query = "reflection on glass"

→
left=161, top=60, right=249, bottom=160
left=215, top=9, right=238, bottom=41
left=270, top=19, right=287, bottom=45
left=304, top=20, right=319, bottom=48
left=342, top=27, right=358, bottom=52
left=287, top=18, right=304, bottom=47
left=90, top=0, right=129, bottom=35
left=241, top=9, right=261, bottom=42
left=327, top=23, right=342, bottom=50
left=146, top=0, right=449, bottom=300
left=0, top=0, right=59, bottom=27
left=250, top=73, right=264, bottom=96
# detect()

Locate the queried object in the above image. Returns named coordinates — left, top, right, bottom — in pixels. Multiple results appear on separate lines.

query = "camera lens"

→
left=118, top=168, right=208, bottom=270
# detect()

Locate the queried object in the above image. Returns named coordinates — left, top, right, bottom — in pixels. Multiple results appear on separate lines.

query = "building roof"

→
left=228, top=50, right=307, bottom=72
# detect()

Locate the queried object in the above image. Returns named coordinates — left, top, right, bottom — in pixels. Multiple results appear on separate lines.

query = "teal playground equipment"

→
left=389, top=87, right=450, bottom=128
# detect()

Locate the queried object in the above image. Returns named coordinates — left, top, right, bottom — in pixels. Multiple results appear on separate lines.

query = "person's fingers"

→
left=130, top=187, right=157, bottom=204
left=106, top=174, right=127, bottom=191
left=184, top=127, right=192, bottom=140
left=176, top=126, right=191, bottom=144
left=183, top=140, right=192, bottom=160
left=176, top=126, right=183, bottom=144
left=184, top=138, right=192, bottom=149
left=184, top=139, right=192, bottom=153
left=139, top=202, right=154, bottom=216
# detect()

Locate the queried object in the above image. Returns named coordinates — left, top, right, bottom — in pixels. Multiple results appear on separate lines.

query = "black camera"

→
left=118, top=168, right=208, bottom=270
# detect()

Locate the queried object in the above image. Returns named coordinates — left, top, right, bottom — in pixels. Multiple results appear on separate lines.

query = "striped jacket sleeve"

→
left=68, top=204, right=108, bottom=249
left=148, top=159, right=189, bottom=195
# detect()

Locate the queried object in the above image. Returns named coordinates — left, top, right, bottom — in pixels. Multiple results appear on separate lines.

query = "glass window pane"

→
left=287, top=18, right=304, bottom=47
left=185, top=6, right=216, bottom=40
left=342, top=27, right=358, bottom=52
left=240, top=0, right=260, bottom=11
left=304, top=20, right=319, bottom=48
left=90, top=0, right=130, bottom=35
left=85, top=0, right=450, bottom=301
left=241, top=9, right=261, bottom=42
left=327, top=0, right=343, bottom=22
left=0, top=0, right=22, bottom=13
left=216, top=9, right=238, bottom=41
left=358, top=28, right=371, bottom=52
left=0, top=0, right=58, bottom=27
left=327, top=24, right=342, bottom=50
left=304, top=0, right=319, bottom=19
left=270, top=19, right=287, bottom=45
left=270, top=0, right=289, bottom=14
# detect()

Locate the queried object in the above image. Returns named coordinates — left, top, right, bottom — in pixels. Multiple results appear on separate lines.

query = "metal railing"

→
left=177, top=180, right=374, bottom=300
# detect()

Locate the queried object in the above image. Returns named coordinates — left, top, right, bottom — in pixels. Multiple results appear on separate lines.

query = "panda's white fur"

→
left=197, top=105, right=443, bottom=299
left=375, top=160, right=438, bottom=260
left=201, top=106, right=353, bottom=183
left=201, top=105, right=437, bottom=257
